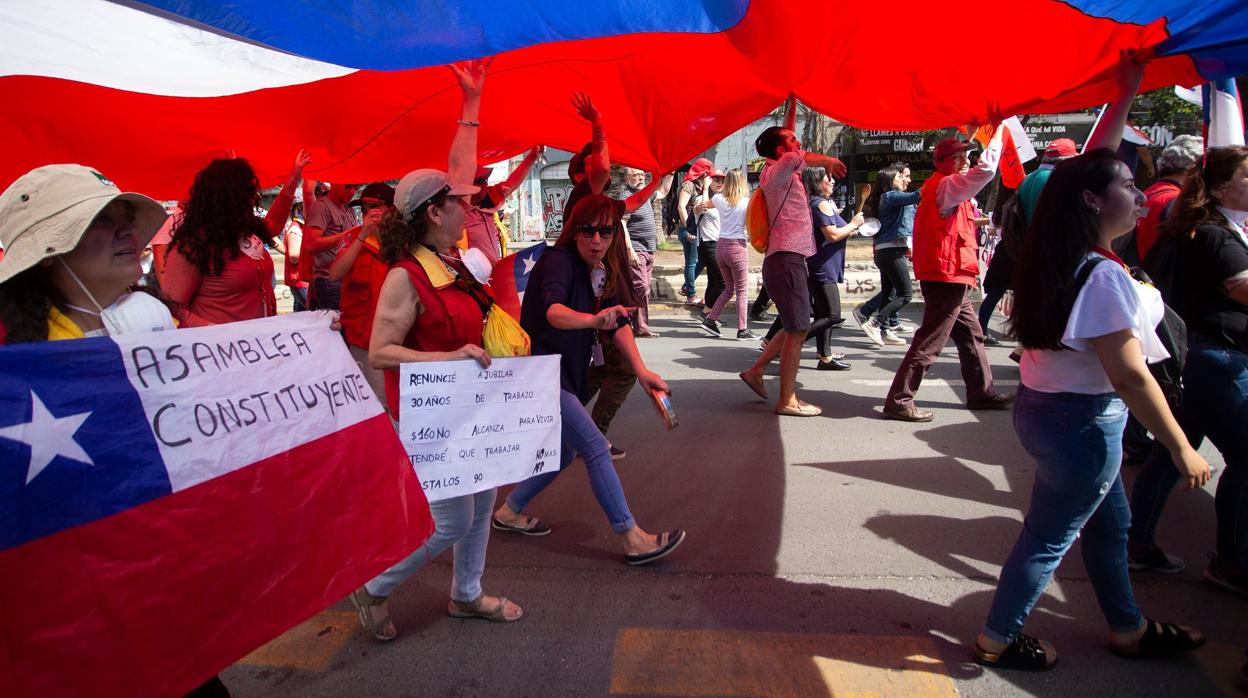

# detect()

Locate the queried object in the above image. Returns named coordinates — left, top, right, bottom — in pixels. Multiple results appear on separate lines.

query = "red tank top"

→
left=382, top=256, right=488, bottom=415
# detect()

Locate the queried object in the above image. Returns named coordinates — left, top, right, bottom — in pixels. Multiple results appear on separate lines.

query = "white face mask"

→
left=590, top=265, right=607, bottom=298
left=460, top=247, right=494, bottom=285
left=59, top=258, right=175, bottom=335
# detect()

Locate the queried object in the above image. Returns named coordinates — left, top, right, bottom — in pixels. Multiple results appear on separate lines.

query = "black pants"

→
left=751, top=287, right=771, bottom=316
left=765, top=279, right=844, bottom=357
left=863, top=246, right=913, bottom=324
left=698, top=240, right=724, bottom=308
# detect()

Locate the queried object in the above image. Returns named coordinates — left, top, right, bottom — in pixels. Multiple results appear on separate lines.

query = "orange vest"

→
left=912, top=172, right=980, bottom=285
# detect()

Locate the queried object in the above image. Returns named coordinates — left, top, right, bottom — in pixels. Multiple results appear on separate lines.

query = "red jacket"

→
left=912, top=172, right=980, bottom=285
left=338, top=228, right=389, bottom=350
left=1136, top=179, right=1182, bottom=260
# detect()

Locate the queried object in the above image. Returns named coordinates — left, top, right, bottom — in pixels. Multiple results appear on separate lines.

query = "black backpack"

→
left=1077, top=258, right=1188, bottom=408
left=996, top=192, right=1026, bottom=261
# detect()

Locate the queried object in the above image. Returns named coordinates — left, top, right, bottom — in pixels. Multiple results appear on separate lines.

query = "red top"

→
left=912, top=172, right=980, bottom=285
left=163, top=240, right=276, bottom=326
left=1136, top=179, right=1182, bottom=261
left=382, top=256, right=488, bottom=415
left=338, top=228, right=389, bottom=350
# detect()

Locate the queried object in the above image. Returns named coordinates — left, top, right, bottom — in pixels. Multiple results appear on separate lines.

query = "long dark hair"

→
left=1159, top=145, right=1248, bottom=239
left=1009, top=149, right=1122, bottom=350
left=802, top=166, right=828, bottom=200
left=172, top=158, right=271, bottom=276
left=556, top=195, right=637, bottom=305
left=866, top=163, right=905, bottom=216
left=0, top=266, right=61, bottom=343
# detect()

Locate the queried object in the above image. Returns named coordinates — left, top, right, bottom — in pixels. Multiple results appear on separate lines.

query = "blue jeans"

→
left=506, top=389, right=636, bottom=533
left=1129, top=336, right=1248, bottom=566
left=310, top=277, right=341, bottom=311
left=983, top=386, right=1144, bottom=644
left=978, top=285, right=1008, bottom=336
left=365, top=487, right=497, bottom=601
left=678, top=226, right=699, bottom=298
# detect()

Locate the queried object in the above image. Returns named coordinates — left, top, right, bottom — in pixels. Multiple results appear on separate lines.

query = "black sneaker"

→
left=736, top=329, right=761, bottom=341
left=698, top=316, right=721, bottom=337
left=983, top=334, right=1002, bottom=347
left=748, top=310, right=771, bottom=322
left=609, top=445, right=626, bottom=460
left=1204, top=556, right=1248, bottom=595
left=1127, top=544, right=1185, bottom=573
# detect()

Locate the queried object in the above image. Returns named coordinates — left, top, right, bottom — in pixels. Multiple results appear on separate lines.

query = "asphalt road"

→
left=223, top=307, right=1245, bottom=697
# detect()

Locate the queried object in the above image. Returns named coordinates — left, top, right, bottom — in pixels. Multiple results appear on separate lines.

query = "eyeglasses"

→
left=575, top=224, right=615, bottom=239
left=712, top=176, right=726, bottom=182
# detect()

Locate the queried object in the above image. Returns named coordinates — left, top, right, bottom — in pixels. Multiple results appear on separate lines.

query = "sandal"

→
left=1110, top=618, right=1205, bottom=658
left=624, top=529, right=686, bottom=566
left=974, top=634, right=1057, bottom=671
left=739, top=371, right=767, bottom=399
left=448, top=593, right=523, bottom=622
left=348, top=586, right=397, bottom=642
left=491, top=514, right=551, bottom=536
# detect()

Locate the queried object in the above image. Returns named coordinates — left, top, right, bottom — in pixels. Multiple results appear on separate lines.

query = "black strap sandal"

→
left=1111, top=618, right=1205, bottom=658
left=974, top=634, right=1057, bottom=671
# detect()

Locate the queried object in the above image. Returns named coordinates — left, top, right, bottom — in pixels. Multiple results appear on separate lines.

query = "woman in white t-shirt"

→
left=698, top=169, right=757, bottom=339
left=973, top=149, right=1211, bottom=671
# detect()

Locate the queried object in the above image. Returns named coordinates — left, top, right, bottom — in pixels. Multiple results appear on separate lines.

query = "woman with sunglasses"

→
left=348, top=58, right=527, bottom=643
left=492, top=194, right=686, bottom=565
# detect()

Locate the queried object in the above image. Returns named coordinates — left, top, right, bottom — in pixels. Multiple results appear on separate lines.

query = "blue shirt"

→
left=807, top=197, right=848, bottom=284
left=875, top=189, right=921, bottom=246
left=520, top=244, right=628, bottom=401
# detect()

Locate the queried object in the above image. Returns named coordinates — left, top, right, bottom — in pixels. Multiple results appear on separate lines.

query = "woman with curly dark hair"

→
left=1127, top=145, right=1248, bottom=592
left=163, top=150, right=309, bottom=326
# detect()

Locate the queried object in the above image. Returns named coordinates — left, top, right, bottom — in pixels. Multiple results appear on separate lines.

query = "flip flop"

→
left=776, top=403, right=822, bottom=417
left=625, top=529, right=686, bottom=566
left=491, top=515, right=551, bottom=536
left=739, top=371, right=767, bottom=399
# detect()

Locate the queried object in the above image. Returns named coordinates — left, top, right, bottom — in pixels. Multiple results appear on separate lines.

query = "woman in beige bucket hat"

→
left=0, top=164, right=169, bottom=342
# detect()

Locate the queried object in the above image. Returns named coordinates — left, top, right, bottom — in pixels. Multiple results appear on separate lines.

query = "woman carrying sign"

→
left=492, top=194, right=686, bottom=566
left=351, top=58, right=525, bottom=642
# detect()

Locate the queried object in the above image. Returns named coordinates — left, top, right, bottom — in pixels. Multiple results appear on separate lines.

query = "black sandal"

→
left=1110, top=618, right=1205, bottom=658
left=974, top=634, right=1057, bottom=671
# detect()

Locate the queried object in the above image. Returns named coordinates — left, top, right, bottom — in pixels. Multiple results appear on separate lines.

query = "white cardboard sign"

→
left=398, top=354, right=561, bottom=501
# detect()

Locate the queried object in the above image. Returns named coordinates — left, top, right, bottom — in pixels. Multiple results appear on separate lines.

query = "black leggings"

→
left=765, top=279, right=844, bottom=357
left=698, top=240, right=724, bottom=308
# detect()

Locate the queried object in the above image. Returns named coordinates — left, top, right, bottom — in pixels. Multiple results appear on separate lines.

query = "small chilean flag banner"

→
left=0, top=312, right=433, bottom=697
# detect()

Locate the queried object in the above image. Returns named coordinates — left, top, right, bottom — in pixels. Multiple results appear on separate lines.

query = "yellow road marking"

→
left=237, top=610, right=358, bottom=672
left=611, top=628, right=958, bottom=698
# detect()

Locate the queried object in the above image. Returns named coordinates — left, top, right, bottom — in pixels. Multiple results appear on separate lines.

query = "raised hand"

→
left=1114, top=48, right=1146, bottom=97
left=571, top=92, right=601, bottom=123
left=449, top=56, right=492, bottom=98
left=826, top=158, right=848, bottom=180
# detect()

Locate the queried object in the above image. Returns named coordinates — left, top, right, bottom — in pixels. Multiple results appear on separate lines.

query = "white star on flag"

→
left=0, top=391, right=94, bottom=485
left=521, top=255, right=537, bottom=275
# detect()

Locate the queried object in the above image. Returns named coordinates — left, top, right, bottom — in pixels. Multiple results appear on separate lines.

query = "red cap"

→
left=933, top=138, right=973, bottom=161
left=1044, top=138, right=1078, bottom=159
left=684, top=157, right=714, bottom=181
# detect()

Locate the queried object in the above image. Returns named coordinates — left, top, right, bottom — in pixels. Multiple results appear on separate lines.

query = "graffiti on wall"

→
left=541, top=181, right=573, bottom=238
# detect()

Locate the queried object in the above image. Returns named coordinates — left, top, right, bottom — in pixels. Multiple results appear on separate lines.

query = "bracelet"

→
left=457, top=120, right=480, bottom=127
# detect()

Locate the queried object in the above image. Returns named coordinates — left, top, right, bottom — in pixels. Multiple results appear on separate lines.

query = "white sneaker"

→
left=853, top=307, right=869, bottom=327
left=881, top=328, right=907, bottom=346
left=860, top=317, right=884, bottom=347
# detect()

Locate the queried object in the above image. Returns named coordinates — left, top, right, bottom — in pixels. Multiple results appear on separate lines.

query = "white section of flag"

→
left=113, top=312, right=384, bottom=492
left=1208, top=83, right=1246, bottom=148
left=0, top=0, right=354, bottom=96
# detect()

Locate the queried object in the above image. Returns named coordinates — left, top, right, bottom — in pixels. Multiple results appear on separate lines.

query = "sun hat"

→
left=0, top=164, right=166, bottom=284
left=393, top=169, right=480, bottom=220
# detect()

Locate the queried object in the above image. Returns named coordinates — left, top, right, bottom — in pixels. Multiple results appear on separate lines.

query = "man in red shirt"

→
left=329, top=182, right=394, bottom=405
left=1134, top=134, right=1203, bottom=261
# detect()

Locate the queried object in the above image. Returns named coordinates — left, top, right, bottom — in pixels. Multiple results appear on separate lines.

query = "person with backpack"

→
left=972, top=148, right=1211, bottom=671
left=1131, top=134, right=1203, bottom=262
left=1128, top=145, right=1248, bottom=593
left=676, top=158, right=713, bottom=305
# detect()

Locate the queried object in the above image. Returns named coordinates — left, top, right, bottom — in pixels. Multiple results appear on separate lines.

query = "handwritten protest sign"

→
left=399, top=355, right=561, bottom=502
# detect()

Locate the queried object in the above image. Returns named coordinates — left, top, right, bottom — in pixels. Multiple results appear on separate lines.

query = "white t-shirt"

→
left=713, top=193, right=748, bottom=240
left=1021, top=253, right=1169, bottom=394
left=698, top=201, right=721, bottom=242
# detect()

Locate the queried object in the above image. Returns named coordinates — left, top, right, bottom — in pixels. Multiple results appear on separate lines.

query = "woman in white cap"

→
left=0, top=165, right=172, bottom=342
left=347, top=57, right=523, bottom=643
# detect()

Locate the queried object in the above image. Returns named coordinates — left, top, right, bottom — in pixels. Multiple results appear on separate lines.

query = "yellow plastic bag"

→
left=482, top=305, right=530, bottom=357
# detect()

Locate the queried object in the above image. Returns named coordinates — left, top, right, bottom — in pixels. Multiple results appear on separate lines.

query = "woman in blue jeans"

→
left=974, top=149, right=1210, bottom=670
left=857, top=163, right=919, bottom=346
left=1127, top=145, right=1248, bottom=592
left=493, top=194, right=686, bottom=564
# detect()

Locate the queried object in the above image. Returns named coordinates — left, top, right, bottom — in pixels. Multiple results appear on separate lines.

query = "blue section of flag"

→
left=513, top=242, right=546, bottom=294
left=125, top=0, right=751, bottom=71
left=1064, top=0, right=1248, bottom=79
left=0, top=337, right=171, bottom=550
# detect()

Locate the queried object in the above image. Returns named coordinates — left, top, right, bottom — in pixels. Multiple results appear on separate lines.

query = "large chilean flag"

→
left=2, top=0, right=1247, bottom=199
left=0, top=312, right=433, bottom=697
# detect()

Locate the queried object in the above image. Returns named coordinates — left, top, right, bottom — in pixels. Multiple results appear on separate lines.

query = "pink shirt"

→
left=760, top=150, right=813, bottom=257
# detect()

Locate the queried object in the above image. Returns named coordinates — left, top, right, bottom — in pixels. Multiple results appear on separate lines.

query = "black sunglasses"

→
left=575, top=223, right=615, bottom=239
